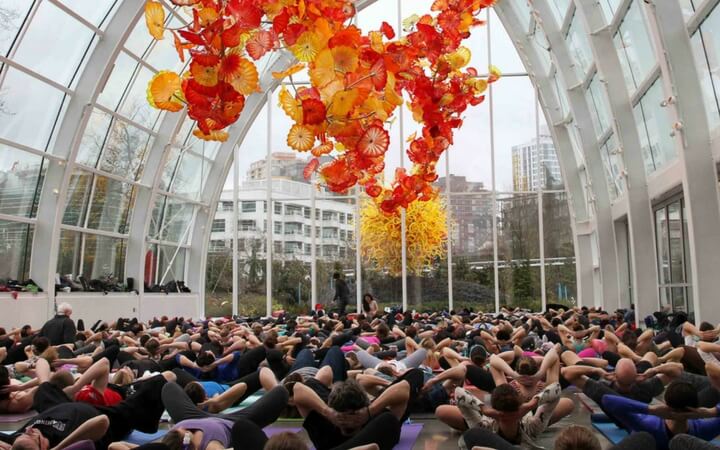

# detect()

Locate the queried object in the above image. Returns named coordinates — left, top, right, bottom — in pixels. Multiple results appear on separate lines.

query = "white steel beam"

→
left=575, top=0, right=658, bottom=324
left=530, top=0, right=622, bottom=310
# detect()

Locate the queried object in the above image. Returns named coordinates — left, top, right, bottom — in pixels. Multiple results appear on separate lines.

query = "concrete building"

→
left=436, top=176, right=493, bottom=261
left=209, top=179, right=355, bottom=263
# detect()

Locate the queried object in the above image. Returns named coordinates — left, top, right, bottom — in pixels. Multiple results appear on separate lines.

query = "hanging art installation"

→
left=360, top=196, right=447, bottom=275
left=144, top=0, right=499, bottom=216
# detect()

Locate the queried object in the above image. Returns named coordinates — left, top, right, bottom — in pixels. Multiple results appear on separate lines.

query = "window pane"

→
left=58, top=230, right=127, bottom=281
left=599, top=134, right=625, bottom=199
left=168, top=152, right=210, bottom=200
left=494, top=77, right=535, bottom=191
left=98, top=117, right=154, bottom=181
left=633, top=98, right=657, bottom=174
left=566, top=15, right=593, bottom=78
left=63, top=172, right=92, bottom=227
left=497, top=193, right=541, bottom=310
left=59, top=0, right=118, bottom=28
left=543, top=192, right=576, bottom=307
left=149, top=196, right=195, bottom=243
left=449, top=193, right=494, bottom=312
left=0, top=68, right=67, bottom=151
left=586, top=75, right=611, bottom=139
left=691, top=7, right=720, bottom=130
left=85, top=175, right=136, bottom=234
left=0, top=145, right=45, bottom=218
left=76, top=109, right=113, bottom=167
left=146, top=244, right=186, bottom=288
left=63, top=170, right=135, bottom=234
left=550, top=0, right=571, bottom=26
left=599, top=0, right=623, bottom=23
left=637, top=79, right=676, bottom=172
left=12, top=1, right=96, bottom=87
left=667, top=201, right=685, bottom=284
left=490, top=10, right=524, bottom=73
left=614, top=0, right=657, bottom=94
left=655, top=208, right=670, bottom=284
left=96, top=51, right=162, bottom=129
left=0, top=220, right=33, bottom=281
left=0, top=1, right=34, bottom=56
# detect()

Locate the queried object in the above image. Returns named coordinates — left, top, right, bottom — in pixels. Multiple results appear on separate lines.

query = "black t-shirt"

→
left=32, top=382, right=71, bottom=414
left=21, top=403, right=100, bottom=447
left=616, top=377, right=664, bottom=403
left=304, top=378, right=331, bottom=404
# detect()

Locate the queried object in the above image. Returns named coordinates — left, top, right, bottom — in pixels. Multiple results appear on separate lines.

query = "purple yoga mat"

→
left=263, top=427, right=302, bottom=437
left=262, top=423, right=424, bottom=450
left=395, top=423, right=424, bottom=450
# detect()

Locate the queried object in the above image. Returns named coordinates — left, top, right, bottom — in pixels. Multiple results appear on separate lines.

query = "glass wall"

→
left=654, top=197, right=693, bottom=314
left=202, top=3, right=578, bottom=316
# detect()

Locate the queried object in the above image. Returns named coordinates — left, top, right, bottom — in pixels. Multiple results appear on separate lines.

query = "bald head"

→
left=615, top=358, right=637, bottom=386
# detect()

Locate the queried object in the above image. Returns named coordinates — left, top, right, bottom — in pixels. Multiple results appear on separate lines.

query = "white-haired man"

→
left=39, top=303, right=76, bottom=346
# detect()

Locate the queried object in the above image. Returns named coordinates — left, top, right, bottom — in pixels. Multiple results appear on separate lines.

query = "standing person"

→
left=333, top=273, right=349, bottom=317
left=39, top=302, right=76, bottom=346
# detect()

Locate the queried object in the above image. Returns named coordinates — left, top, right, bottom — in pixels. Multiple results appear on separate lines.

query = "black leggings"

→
left=95, top=375, right=168, bottom=448
left=161, top=381, right=288, bottom=428
left=303, top=410, right=402, bottom=450
left=466, top=365, right=496, bottom=392
left=92, top=345, right=120, bottom=368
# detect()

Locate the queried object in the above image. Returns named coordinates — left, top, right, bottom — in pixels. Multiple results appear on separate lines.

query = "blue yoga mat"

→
left=592, top=419, right=720, bottom=446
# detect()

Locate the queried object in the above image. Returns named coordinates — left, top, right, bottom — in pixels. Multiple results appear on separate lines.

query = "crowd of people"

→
left=0, top=293, right=720, bottom=450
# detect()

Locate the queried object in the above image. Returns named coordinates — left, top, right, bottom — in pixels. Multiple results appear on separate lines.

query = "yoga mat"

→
left=591, top=421, right=628, bottom=444
left=263, top=427, right=302, bottom=437
left=592, top=420, right=720, bottom=446
left=0, top=410, right=37, bottom=423
left=395, top=423, right=424, bottom=450
left=125, top=430, right=168, bottom=445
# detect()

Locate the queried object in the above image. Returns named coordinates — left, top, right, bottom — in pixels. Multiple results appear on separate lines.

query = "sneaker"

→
left=534, top=382, right=561, bottom=406
left=454, top=387, right=485, bottom=428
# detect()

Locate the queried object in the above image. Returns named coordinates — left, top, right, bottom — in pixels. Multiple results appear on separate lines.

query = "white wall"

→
left=0, top=293, right=201, bottom=330
left=0, top=294, right=52, bottom=329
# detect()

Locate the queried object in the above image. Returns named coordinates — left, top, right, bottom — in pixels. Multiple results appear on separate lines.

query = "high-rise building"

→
left=511, top=130, right=563, bottom=191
